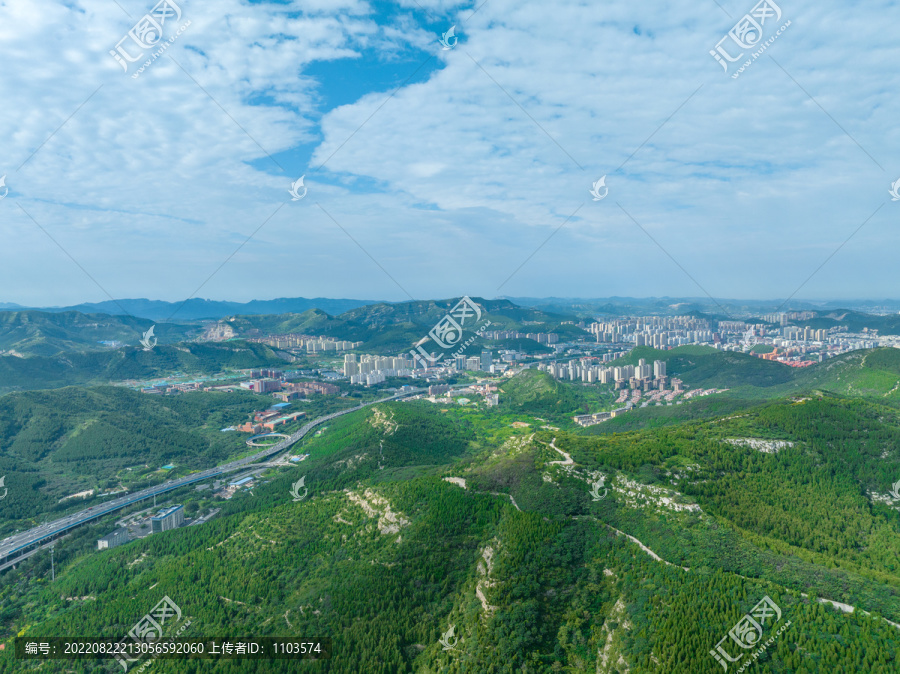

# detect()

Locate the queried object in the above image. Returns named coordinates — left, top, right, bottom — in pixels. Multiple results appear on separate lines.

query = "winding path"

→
left=548, top=437, right=573, bottom=466
left=576, top=516, right=900, bottom=632
left=490, top=492, right=521, bottom=512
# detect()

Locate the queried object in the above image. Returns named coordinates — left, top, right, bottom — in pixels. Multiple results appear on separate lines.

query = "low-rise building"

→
left=97, top=527, right=130, bottom=550
left=573, top=411, right=613, bottom=427
left=275, top=382, right=340, bottom=399
left=262, top=411, right=306, bottom=430
left=239, top=378, right=282, bottom=394
left=237, top=422, right=266, bottom=434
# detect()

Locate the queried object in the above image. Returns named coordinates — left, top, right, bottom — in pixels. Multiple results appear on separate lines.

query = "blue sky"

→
left=1, top=0, right=899, bottom=306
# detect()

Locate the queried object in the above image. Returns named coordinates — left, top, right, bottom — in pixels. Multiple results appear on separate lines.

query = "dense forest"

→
left=2, top=393, right=900, bottom=672
left=0, top=340, right=289, bottom=394
left=0, top=386, right=373, bottom=532
left=607, top=346, right=900, bottom=403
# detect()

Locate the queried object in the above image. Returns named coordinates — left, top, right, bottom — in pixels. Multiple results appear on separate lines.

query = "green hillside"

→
left=611, top=346, right=900, bottom=403
left=794, top=349, right=900, bottom=400
left=0, top=387, right=276, bottom=531
left=0, top=340, right=288, bottom=394
left=0, top=386, right=372, bottom=535
left=228, top=298, right=582, bottom=354
left=613, top=345, right=794, bottom=390
left=337, top=297, right=575, bottom=329
left=793, top=310, right=900, bottom=335
left=0, top=311, right=195, bottom=357
left=224, top=309, right=355, bottom=339
left=3, top=398, right=900, bottom=672
left=6, top=306, right=900, bottom=672
left=499, top=369, right=595, bottom=416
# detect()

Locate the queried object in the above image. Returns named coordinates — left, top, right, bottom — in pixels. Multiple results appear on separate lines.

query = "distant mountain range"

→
left=4, top=296, right=900, bottom=321
left=504, top=296, right=900, bottom=317
left=0, top=298, right=582, bottom=370
left=0, top=297, right=381, bottom=321
left=3, top=297, right=900, bottom=365
left=217, top=297, right=581, bottom=354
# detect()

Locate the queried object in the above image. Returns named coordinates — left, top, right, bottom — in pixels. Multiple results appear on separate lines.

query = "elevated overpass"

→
left=0, top=389, right=421, bottom=569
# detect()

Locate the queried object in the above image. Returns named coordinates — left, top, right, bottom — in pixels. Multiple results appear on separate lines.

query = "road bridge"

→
left=0, top=389, right=421, bottom=569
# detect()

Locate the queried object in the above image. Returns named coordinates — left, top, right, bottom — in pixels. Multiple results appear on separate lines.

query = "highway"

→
left=0, top=389, right=423, bottom=567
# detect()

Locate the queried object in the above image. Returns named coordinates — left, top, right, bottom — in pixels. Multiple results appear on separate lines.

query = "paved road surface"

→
left=0, top=389, right=422, bottom=566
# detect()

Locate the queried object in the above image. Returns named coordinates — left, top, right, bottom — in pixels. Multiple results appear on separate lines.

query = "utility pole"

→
left=50, top=545, right=55, bottom=582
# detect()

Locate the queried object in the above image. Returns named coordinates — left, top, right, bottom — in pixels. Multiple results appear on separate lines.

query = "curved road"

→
left=0, top=389, right=423, bottom=567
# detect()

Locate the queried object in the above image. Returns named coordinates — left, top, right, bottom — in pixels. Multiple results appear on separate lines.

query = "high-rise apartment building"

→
left=653, top=360, right=666, bottom=378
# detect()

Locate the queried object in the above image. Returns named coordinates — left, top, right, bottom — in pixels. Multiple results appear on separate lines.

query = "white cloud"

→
left=0, top=0, right=899, bottom=305
left=308, top=0, right=900, bottom=300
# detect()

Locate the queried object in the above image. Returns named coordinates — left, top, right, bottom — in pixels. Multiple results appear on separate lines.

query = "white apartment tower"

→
left=653, top=360, right=666, bottom=378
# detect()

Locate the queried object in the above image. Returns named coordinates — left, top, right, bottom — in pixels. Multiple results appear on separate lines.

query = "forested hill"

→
left=225, top=297, right=586, bottom=353
left=0, top=340, right=287, bottom=394
left=612, top=345, right=900, bottom=402
left=499, top=368, right=595, bottom=415
left=3, top=396, right=900, bottom=672
left=0, top=387, right=269, bottom=530
left=0, top=384, right=371, bottom=535
left=0, top=310, right=193, bottom=357
left=0, top=298, right=584, bottom=361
